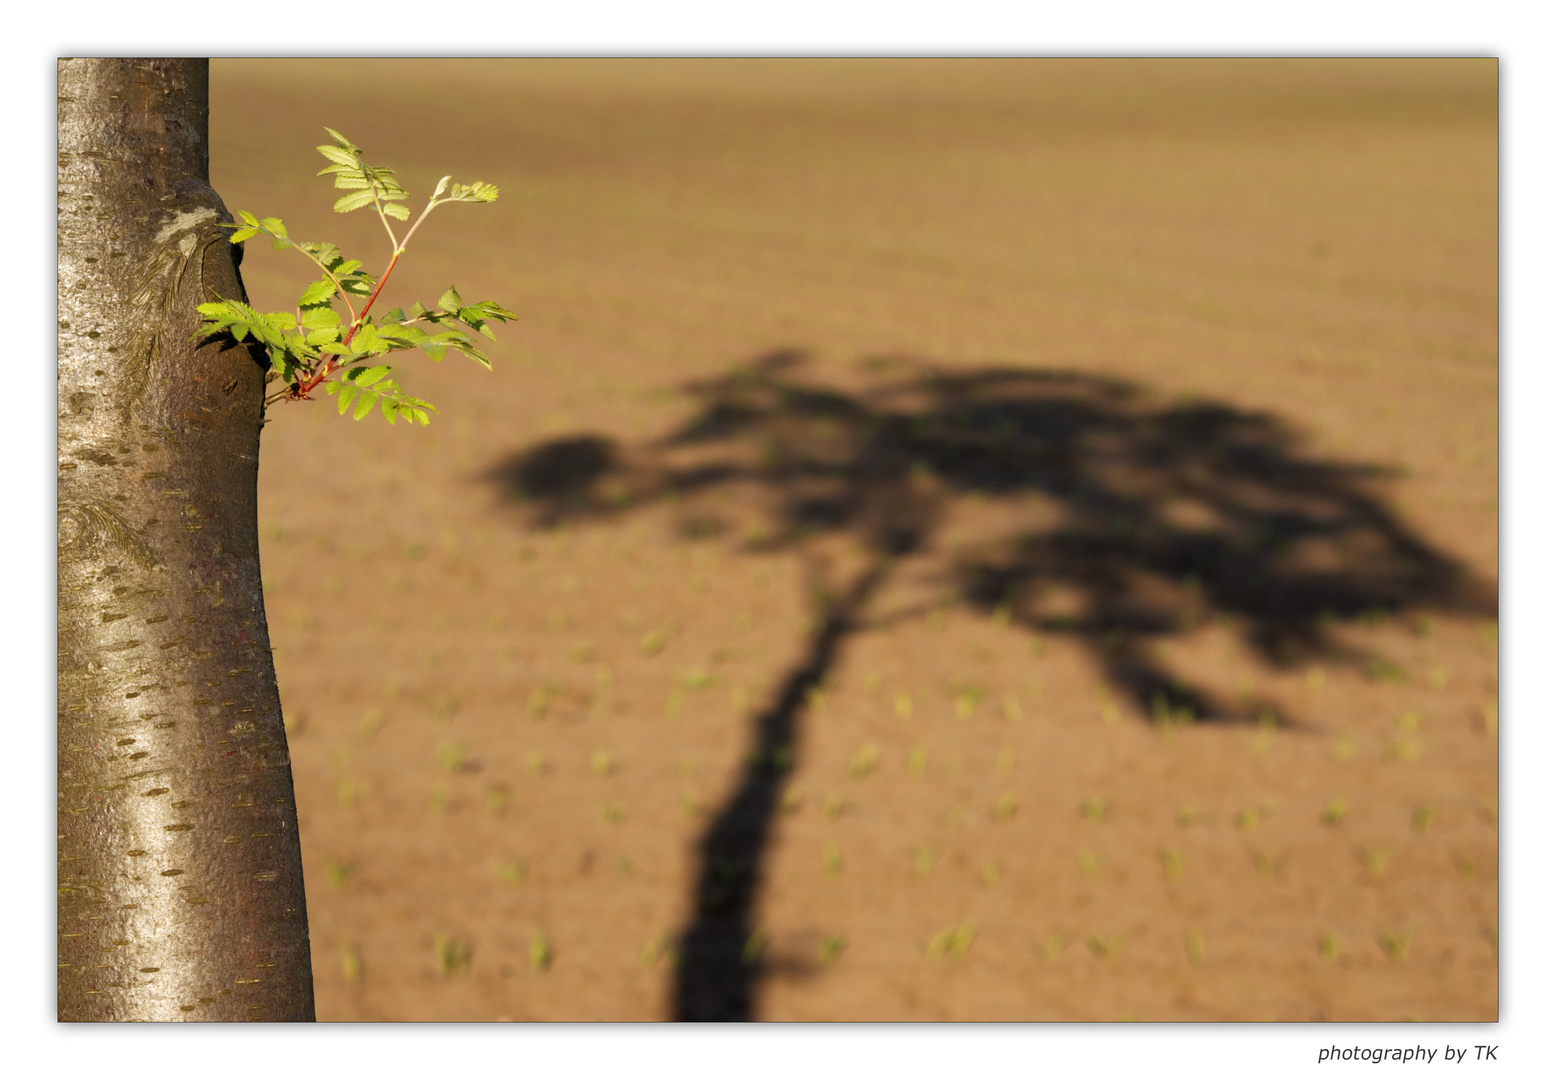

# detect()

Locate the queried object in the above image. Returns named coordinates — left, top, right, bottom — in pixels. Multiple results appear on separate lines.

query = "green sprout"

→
left=433, top=932, right=471, bottom=976
left=927, top=923, right=976, bottom=962
left=194, top=129, right=514, bottom=423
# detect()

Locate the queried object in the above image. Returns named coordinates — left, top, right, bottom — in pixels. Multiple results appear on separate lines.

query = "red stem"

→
left=294, top=248, right=402, bottom=398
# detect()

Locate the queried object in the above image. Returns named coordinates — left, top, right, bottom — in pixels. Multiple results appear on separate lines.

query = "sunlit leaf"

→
left=333, top=190, right=378, bottom=214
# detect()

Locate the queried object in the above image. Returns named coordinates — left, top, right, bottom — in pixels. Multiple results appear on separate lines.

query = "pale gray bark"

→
left=58, top=57, right=313, bottom=1021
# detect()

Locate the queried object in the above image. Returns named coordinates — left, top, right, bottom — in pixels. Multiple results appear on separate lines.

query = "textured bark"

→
left=57, top=58, right=314, bottom=1022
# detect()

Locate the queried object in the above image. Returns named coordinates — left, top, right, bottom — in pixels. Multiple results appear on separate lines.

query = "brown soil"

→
left=208, top=58, right=1498, bottom=1022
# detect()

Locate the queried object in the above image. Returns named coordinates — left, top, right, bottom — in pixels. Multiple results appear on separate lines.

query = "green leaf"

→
left=229, top=226, right=259, bottom=243
left=297, top=278, right=336, bottom=307
left=260, top=217, right=289, bottom=238
left=333, top=190, right=379, bottom=214
left=322, top=127, right=359, bottom=152
left=335, top=383, right=359, bottom=414
left=315, top=144, right=358, bottom=168
left=299, top=305, right=342, bottom=330
left=433, top=175, right=451, bottom=198
left=351, top=322, right=382, bottom=354
left=239, top=210, right=260, bottom=227
left=353, top=391, right=376, bottom=420
left=352, top=365, right=392, bottom=387
left=377, top=323, right=429, bottom=347
left=383, top=203, right=410, bottom=221
left=438, top=287, right=462, bottom=313
left=448, top=181, right=500, bottom=203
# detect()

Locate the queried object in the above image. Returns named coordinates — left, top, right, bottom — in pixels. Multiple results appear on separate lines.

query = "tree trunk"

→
left=57, top=58, right=314, bottom=1022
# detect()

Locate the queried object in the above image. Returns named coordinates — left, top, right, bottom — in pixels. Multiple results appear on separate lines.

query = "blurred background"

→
left=209, top=59, right=1497, bottom=1021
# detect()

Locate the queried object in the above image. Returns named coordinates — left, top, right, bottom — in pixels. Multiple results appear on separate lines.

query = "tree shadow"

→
left=480, top=348, right=1494, bottom=1019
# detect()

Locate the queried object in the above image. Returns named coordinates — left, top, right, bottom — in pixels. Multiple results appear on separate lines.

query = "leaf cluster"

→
left=191, top=129, right=513, bottom=425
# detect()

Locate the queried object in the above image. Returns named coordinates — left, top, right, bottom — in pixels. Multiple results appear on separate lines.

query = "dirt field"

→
left=207, top=58, right=1498, bottom=1022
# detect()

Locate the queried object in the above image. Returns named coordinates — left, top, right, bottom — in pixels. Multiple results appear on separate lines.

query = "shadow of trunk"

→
left=673, top=556, right=892, bottom=1021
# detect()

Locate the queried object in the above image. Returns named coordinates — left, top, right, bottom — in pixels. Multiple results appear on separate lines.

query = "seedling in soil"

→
left=524, top=750, right=548, bottom=776
left=485, top=784, right=510, bottom=815
left=780, top=786, right=804, bottom=815
left=1410, top=805, right=1437, bottom=832
left=680, top=793, right=706, bottom=821
left=616, top=853, right=635, bottom=875
left=429, top=784, right=450, bottom=813
left=1320, top=797, right=1349, bottom=826
left=664, top=690, right=685, bottom=720
left=435, top=741, right=469, bottom=773
left=359, top=707, right=385, bottom=737
left=1428, top=667, right=1450, bottom=691
left=1318, top=932, right=1343, bottom=961
left=847, top=743, right=880, bottom=779
left=907, top=746, right=928, bottom=777
left=1185, top=931, right=1206, bottom=965
left=927, top=923, right=976, bottom=961
left=340, top=940, right=363, bottom=982
left=682, top=669, right=716, bottom=692
left=639, top=629, right=668, bottom=658
left=1175, top=806, right=1203, bottom=828
left=1334, top=734, right=1359, bottom=761
left=995, top=747, right=1015, bottom=775
left=823, top=842, right=843, bottom=876
left=1078, top=851, right=1103, bottom=879
left=823, top=794, right=847, bottom=820
left=820, top=934, right=847, bottom=965
left=1002, top=696, right=1023, bottom=722
left=1085, top=933, right=1127, bottom=961
left=495, top=859, right=528, bottom=885
left=601, top=802, right=627, bottom=824
left=1251, top=849, right=1284, bottom=880
left=639, top=936, right=671, bottom=969
left=530, top=929, right=553, bottom=972
left=1034, top=932, right=1072, bottom=960
left=1385, top=737, right=1422, bottom=764
left=434, top=932, right=471, bottom=976
left=1377, top=929, right=1412, bottom=962
left=742, top=931, right=768, bottom=968
left=994, top=792, right=1019, bottom=822
left=1367, top=658, right=1407, bottom=684
left=912, top=846, right=940, bottom=876
left=1081, top=797, right=1109, bottom=823
left=591, top=750, right=614, bottom=777
left=336, top=778, right=367, bottom=808
left=894, top=691, right=914, bottom=720
left=323, top=856, right=356, bottom=890
left=1356, top=844, right=1394, bottom=880
left=1451, top=851, right=1476, bottom=879
left=1159, top=849, right=1185, bottom=883
left=982, top=860, right=1003, bottom=886
left=1234, top=803, right=1274, bottom=831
